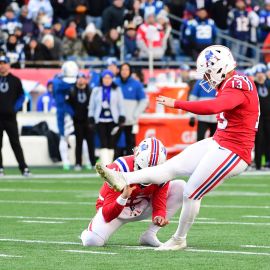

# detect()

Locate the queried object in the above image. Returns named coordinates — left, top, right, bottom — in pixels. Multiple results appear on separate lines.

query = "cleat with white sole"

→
left=139, top=231, right=163, bottom=247
left=155, top=236, right=187, bottom=251
left=95, top=163, right=127, bottom=191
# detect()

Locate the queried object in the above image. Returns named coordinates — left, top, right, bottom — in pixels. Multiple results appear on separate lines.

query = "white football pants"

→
left=81, top=180, right=185, bottom=246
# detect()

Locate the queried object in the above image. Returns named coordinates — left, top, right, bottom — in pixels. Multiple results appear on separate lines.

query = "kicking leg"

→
left=96, top=138, right=214, bottom=191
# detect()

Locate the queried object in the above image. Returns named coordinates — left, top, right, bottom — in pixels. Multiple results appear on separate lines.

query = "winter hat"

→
left=65, top=26, right=77, bottom=39
left=101, top=69, right=114, bottom=79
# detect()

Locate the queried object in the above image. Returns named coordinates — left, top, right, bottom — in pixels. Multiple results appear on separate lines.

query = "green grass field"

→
left=0, top=168, right=270, bottom=270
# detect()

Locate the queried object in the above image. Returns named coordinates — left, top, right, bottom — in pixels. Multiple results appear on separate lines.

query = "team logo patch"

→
left=205, top=50, right=219, bottom=68
left=140, top=143, right=148, bottom=151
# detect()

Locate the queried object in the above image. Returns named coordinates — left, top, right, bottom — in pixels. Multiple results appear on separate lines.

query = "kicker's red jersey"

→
left=213, top=73, right=259, bottom=164
left=174, top=72, right=259, bottom=164
left=96, top=155, right=169, bottom=223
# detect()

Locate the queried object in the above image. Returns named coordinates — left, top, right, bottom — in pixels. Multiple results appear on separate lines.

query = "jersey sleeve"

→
left=151, top=182, right=169, bottom=220
left=174, top=86, right=246, bottom=115
left=100, top=162, right=127, bottom=223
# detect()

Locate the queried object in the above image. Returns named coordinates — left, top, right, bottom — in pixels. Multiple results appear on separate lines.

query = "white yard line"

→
left=0, top=188, right=98, bottom=195
left=202, top=204, right=270, bottom=209
left=0, top=179, right=98, bottom=184
left=0, top=254, right=23, bottom=258
left=222, top=184, right=269, bottom=187
left=19, top=220, right=65, bottom=224
left=0, top=173, right=97, bottom=179
left=186, top=248, right=270, bottom=256
left=242, top=215, right=270, bottom=219
left=141, top=220, right=270, bottom=226
left=241, top=171, right=270, bottom=176
left=0, top=200, right=94, bottom=205
left=241, top=245, right=270, bottom=249
left=62, top=249, right=118, bottom=255
left=0, top=215, right=89, bottom=221
left=209, top=191, right=270, bottom=197
left=0, top=238, right=80, bottom=245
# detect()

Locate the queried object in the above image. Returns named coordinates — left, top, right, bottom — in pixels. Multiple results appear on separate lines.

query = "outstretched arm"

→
left=156, top=88, right=246, bottom=115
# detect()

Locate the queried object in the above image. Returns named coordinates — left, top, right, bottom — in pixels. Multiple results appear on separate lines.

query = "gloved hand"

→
left=88, top=117, right=95, bottom=130
left=189, top=117, right=196, bottom=127
left=118, top=115, right=126, bottom=127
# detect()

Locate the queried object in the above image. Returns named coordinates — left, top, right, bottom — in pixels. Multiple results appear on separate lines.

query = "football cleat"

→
left=22, top=168, right=32, bottom=177
left=155, top=236, right=187, bottom=251
left=0, top=168, right=4, bottom=177
left=139, top=231, right=163, bottom=247
left=95, top=163, right=127, bottom=191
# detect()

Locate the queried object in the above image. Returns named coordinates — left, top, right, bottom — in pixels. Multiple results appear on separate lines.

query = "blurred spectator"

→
left=82, top=23, right=106, bottom=58
left=263, top=32, right=270, bottom=63
left=115, top=63, right=147, bottom=156
left=124, top=22, right=138, bottom=59
left=106, top=57, right=120, bottom=76
left=180, top=10, right=194, bottom=56
left=67, top=73, right=96, bottom=170
left=1, top=34, right=25, bottom=68
left=52, top=21, right=64, bottom=39
left=258, top=0, right=270, bottom=42
left=102, top=0, right=125, bottom=34
left=88, top=69, right=125, bottom=166
left=188, top=80, right=217, bottom=141
left=86, top=0, right=109, bottom=30
left=185, top=8, right=216, bottom=60
left=124, top=0, right=144, bottom=27
left=62, top=26, right=85, bottom=59
left=156, top=10, right=174, bottom=58
left=0, top=54, right=30, bottom=176
left=0, top=6, right=22, bottom=35
left=24, top=37, right=51, bottom=66
left=140, top=0, right=165, bottom=17
left=27, top=0, right=53, bottom=22
left=19, top=5, right=39, bottom=40
left=136, top=10, right=166, bottom=59
left=50, top=0, right=69, bottom=22
left=209, top=0, right=231, bottom=31
left=41, top=34, right=60, bottom=60
left=253, top=64, right=270, bottom=170
left=104, top=28, right=121, bottom=58
left=36, top=79, right=56, bottom=112
left=227, top=0, right=259, bottom=56
left=40, top=24, right=63, bottom=60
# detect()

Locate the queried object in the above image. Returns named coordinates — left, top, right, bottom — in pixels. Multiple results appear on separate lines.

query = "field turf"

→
left=0, top=168, right=269, bottom=270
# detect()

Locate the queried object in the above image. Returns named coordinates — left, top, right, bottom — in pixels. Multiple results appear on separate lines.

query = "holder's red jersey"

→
left=96, top=155, right=169, bottom=223
left=174, top=72, right=259, bottom=164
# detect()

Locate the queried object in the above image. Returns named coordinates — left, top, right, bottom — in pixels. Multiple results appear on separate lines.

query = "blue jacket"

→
left=88, top=85, right=125, bottom=124
left=115, top=77, right=147, bottom=125
left=52, top=75, right=74, bottom=135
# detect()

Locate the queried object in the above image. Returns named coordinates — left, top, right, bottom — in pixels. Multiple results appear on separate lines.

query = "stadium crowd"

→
left=1, top=0, right=270, bottom=66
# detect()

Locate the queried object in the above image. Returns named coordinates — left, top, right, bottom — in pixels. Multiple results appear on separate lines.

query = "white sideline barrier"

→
left=2, top=134, right=76, bottom=167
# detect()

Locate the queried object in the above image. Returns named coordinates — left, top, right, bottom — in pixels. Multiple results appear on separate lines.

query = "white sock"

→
left=173, top=196, right=201, bottom=240
left=59, top=137, right=70, bottom=165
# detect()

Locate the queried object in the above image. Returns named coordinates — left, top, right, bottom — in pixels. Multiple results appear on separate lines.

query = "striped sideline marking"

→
left=62, top=249, right=118, bottom=255
left=241, top=245, right=270, bottom=249
left=243, top=215, right=270, bottom=219
left=20, top=220, right=65, bottom=224
left=0, top=254, right=23, bottom=258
